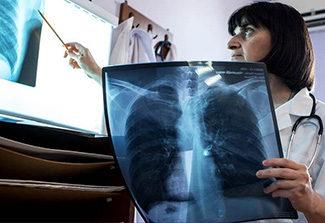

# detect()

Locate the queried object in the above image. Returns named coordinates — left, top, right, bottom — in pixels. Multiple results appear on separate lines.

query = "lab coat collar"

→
left=275, top=87, right=313, bottom=131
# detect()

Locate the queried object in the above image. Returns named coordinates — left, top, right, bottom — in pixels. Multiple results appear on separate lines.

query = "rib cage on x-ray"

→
left=125, top=77, right=187, bottom=211
left=124, top=69, right=269, bottom=215
left=0, top=0, right=19, bottom=78
left=198, top=86, right=268, bottom=196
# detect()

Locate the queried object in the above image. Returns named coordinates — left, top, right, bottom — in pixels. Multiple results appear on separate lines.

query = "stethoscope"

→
left=286, top=93, right=323, bottom=170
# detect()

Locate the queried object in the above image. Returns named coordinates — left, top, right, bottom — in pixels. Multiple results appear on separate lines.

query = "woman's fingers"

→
left=263, top=178, right=304, bottom=193
left=69, top=57, right=80, bottom=69
left=262, top=158, right=304, bottom=170
left=256, top=158, right=314, bottom=213
left=256, top=167, right=298, bottom=180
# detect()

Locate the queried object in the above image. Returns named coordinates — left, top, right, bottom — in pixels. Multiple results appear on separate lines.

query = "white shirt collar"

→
left=275, top=87, right=313, bottom=131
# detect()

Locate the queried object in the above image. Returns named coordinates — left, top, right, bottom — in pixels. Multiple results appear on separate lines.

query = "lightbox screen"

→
left=103, top=61, right=298, bottom=222
left=0, top=0, right=113, bottom=133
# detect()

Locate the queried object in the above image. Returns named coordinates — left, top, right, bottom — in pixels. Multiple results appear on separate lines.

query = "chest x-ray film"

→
left=0, top=0, right=44, bottom=86
left=103, top=61, right=298, bottom=223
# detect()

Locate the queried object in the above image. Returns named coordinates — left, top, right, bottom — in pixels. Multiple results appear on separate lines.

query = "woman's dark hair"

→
left=228, top=2, right=315, bottom=91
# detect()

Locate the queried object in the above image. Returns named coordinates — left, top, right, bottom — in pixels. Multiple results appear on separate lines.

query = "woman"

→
left=227, top=2, right=325, bottom=222
left=64, top=2, right=325, bottom=222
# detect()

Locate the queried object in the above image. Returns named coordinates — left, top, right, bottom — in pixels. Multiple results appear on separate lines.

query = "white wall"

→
left=92, top=0, right=252, bottom=61
left=311, top=31, right=325, bottom=101
left=275, top=0, right=324, bottom=13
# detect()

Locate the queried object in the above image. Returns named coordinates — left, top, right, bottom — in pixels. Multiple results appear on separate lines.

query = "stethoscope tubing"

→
left=286, top=93, right=323, bottom=170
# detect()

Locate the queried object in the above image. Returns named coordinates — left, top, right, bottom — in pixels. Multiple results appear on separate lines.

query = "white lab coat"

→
left=109, top=17, right=134, bottom=65
left=109, top=17, right=156, bottom=65
left=129, top=28, right=156, bottom=64
left=258, top=87, right=325, bottom=223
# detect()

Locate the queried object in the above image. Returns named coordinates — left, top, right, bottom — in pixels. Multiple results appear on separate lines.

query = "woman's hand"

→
left=256, top=158, right=325, bottom=221
left=63, top=42, right=102, bottom=85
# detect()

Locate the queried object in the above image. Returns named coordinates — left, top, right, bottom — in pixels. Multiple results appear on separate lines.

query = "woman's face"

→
left=227, top=25, right=272, bottom=62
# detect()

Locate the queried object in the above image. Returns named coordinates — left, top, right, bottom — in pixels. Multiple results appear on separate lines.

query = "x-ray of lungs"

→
left=103, top=61, right=298, bottom=223
left=0, top=0, right=44, bottom=86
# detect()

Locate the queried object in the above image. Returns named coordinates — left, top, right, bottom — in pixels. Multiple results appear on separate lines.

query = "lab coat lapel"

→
left=289, top=88, right=313, bottom=117
left=276, top=87, right=312, bottom=131
left=260, top=88, right=312, bottom=137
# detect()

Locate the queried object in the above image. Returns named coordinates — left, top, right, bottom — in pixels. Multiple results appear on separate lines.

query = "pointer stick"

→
left=38, top=10, right=69, bottom=51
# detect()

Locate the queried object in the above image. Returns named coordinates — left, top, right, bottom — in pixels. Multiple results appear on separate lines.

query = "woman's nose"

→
left=227, top=36, right=241, bottom=50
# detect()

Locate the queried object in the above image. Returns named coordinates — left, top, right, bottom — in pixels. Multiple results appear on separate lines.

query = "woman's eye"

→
left=243, top=28, right=253, bottom=37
